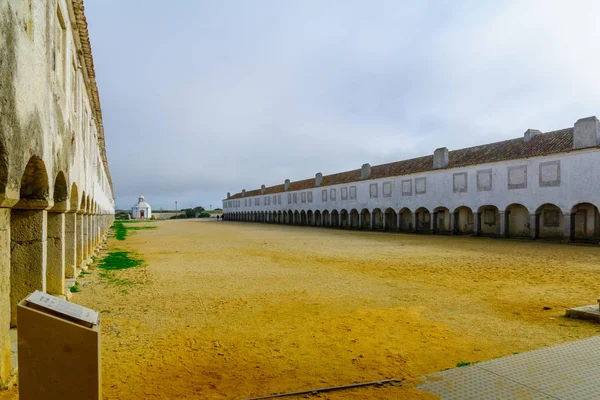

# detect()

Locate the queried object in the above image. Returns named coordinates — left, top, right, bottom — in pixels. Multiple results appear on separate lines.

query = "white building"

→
left=223, top=116, right=600, bottom=242
left=132, top=196, right=152, bottom=219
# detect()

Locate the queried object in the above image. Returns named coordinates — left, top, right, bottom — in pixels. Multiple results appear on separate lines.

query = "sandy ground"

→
left=2, top=220, right=599, bottom=399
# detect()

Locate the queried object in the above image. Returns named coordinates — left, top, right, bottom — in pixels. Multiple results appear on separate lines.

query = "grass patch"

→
left=112, top=221, right=157, bottom=241
left=456, top=360, right=480, bottom=368
left=70, top=281, right=81, bottom=293
left=98, top=250, right=144, bottom=270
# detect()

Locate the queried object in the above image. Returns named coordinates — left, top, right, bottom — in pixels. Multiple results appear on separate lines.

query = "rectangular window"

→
left=383, top=181, right=392, bottom=197
left=301, top=192, right=306, bottom=203
left=370, top=183, right=378, bottom=198
left=508, top=165, right=528, bottom=190
left=293, top=193, right=298, bottom=204
left=341, top=187, right=348, bottom=200
left=278, top=194, right=282, bottom=205
left=322, top=189, right=327, bottom=202
left=415, top=177, right=427, bottom=194
left=349, top=186, right=357, bottom=200
left=539, top=161, right=561, bottom=187
left=544, top=210, right=560, bottom=227
left=273, top=195, right=276, bottom=204
left=307, top=192, right=313, bottom=203
left=287, top=193, right=292, bottom=204
left=477, top=169, right=493, bottom=192
left=401, top=180, right=412, bottom=196
left=330, top=189, right=336, bottom=201
left=453, top=172, right=468, bottom=193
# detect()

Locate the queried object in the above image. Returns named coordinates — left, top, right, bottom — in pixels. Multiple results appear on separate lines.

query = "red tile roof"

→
left=229, top=127, right=589, bottom=200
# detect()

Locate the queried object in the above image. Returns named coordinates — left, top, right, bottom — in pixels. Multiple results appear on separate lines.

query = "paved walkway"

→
left=417, top=335, right=600, bottom=399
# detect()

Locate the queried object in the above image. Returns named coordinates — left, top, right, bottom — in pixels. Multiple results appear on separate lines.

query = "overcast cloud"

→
left=85, top=1, right=600, bottom=211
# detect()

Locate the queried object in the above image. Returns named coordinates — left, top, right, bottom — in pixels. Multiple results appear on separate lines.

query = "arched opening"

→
left=307, top=210, right=314, bottom=226
left=415, top=207, right=431, bottom=233
left=314, top=210, right=322, bottom=227
left=372, top=208, right=384, bottom=230
left=286, top=210, right=292, bottom=225
left=349, top=209, right=360, bottom=229
left=477, top=205, right=500, bottom=236
left=18, top=155, right=50, bottom=206
left=433, top=207, right=450, bottom=234
left=340, top=209, right=349, bottom=229
left=322, top=210, right=330, bottom=227
left=300, top=210, right=307, bottom=226
left=331, top=210, right=340, bottom=228
left=384, top=208, right=397, bottom=232
left=506, top=204, right=530, bottom=238
left=69, top=183, right=79, bottom=212
left=571, top=203, right=600, bottom=241
left=399, top=208, right=413, bottom=231
left=294, top=210, right=300, bottom=225
left=360, top=208, right=371, bottom=229
left=535, top=204, right=564, bottom=239
left=453, top=206, right=474, bottom=234
left=52, top=171, right=68, bottom=210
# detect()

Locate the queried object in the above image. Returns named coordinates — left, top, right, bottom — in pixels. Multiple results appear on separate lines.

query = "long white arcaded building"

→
left=223, top=116, right=600, bottom=243
left=0, top=0, right=114, bottom=384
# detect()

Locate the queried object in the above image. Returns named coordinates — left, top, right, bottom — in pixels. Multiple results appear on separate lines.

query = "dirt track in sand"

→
left=2, top=219, right=599, bottom=399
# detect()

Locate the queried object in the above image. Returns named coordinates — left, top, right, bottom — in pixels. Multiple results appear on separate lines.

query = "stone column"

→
left=412, top=213, right=418, bottom=232
left=499, top=211, right=507, bottom=238
left=430, top=213, right=436, bottom=233
left=450, top=212, right=456, bottom=234
left=382, top=214, right=387, bottom=231
left=474, top=212, right=481, bottom=236
left=359, top=213, right=363, bottom=229
left=529, top=214, right=538, bottom=239
left=82, top=214, right=89, bottom=262
left=370, top=213, right=375, bottom=230
left=0, top=209, right=11, bottom=384
left=76, top=213, right=84, bottom=267
left=10, top=209, right=47, bottom=326
left=46, top=213, right=65, bottom=296
left=563, top=213, right=572, bottom=242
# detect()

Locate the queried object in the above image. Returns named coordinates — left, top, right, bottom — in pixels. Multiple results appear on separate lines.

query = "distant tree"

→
left=193, top=206, right=205, bottom=214
left=198, top=211, right=211, bottom=218
left=184, top=208, right=196, bottom=218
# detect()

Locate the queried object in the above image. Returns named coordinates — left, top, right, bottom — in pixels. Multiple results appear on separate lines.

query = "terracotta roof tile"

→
left=228, top=128, right=589, bottom=200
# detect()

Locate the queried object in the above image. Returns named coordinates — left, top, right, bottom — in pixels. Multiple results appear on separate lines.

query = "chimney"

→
left=227, top=192, right=230, bottom=199
left=261, top=184, right=266, bottom=194
left=315, top=173, right=323, bottom=187
left=284, top=179, right=290, bottom=191
left=242, top=189, right=246, bottom=197
left=573, top=116, right=600, bottom=150
left=360, top=163, right=371, bottom=180
left=524, top=129, right=541, bottom=142
left=433, top=147, right=449, bottom=169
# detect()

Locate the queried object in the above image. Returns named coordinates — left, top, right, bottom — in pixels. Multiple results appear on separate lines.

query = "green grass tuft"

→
left=112, top=221, right=157, bottom=241
left=98, top=250, right=143, bottom=270
left=70, top=284, right=81, bottom=293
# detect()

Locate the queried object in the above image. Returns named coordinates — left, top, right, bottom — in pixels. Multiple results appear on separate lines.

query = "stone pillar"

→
left=529, top=214, right=538, bottom=239
left=76, top=213, right=84, bottom=267
left=499, top=211, right=507, bottom=238
left=46, top=213, right=65, bottom=296
left=82, top=214, right=89, bottom=262
left=370, top=213, right=375, bottom=230
left=396, top=212, right=401, bottom=231
left=563, top=213, right=572, bottom=242
left=412, top=213, right=418, bottom=232
left=474, top=212, right=481, bottom=236
left=10, top=209, right=47, bottom=326
left=358, top=213, right=363, bottom=229
left=430, top=213, right=436, bottom=233
left=64, top=213, right=76, bottom=278
left=0, top=209, right=11, bottom=384
left=450, top=212, right=456, bottom=234
left=382, top=214, right=387, bottom=231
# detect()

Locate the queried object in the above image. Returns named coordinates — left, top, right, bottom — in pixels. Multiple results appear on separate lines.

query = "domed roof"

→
left=133, top=195, right=151, bottom=209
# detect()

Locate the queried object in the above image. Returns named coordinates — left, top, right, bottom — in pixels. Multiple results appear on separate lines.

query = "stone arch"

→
left=433, top=206, right=451, bottom=233
left=414, top=207, right=431, bottom=233
left=505, top=203, right=530, bottom=238
left=452, top=206, right=474, bottom=234
left=384, top=208, right=397, bottom=232
left=287, top=210, right=293, bottom=225
left=18, top=155, right=50, bottom=206
left=399, top=207, right=413, bottom=231
left=340, top=209, right=349, bottom=229
left=293, top=210, right=300, bottom=225
left=331, top=209, right=340, bottom=228
left=307, top=210, right=314, bottom=226
left=300, top=210, right=307, bottom=225
left=360, top=208, right=371, bottom=229
left=570, top=203, right=600, bottom=241
left=69, top=183, right=79, bottom=212
left=322, top=210, right=331, bottom=227
left=314, top=210, right=322, bottom=227
left=52, top=171, right=68, bottom=211
left=80, top=191, right=87, bottom=212
left=372, top=208, right=383, bottom=230
left=535, top=203, right=564, bottom=239
left=477, top=205, right=500, bottom=236
left=350, top=209, right=359, bottom=229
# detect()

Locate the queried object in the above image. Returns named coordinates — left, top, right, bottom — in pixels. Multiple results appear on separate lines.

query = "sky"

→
left=85, top=1, right=600, bottom=211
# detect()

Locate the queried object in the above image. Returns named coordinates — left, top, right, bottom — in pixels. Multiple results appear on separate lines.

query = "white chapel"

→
left=132, top=195, right=152, bottom=219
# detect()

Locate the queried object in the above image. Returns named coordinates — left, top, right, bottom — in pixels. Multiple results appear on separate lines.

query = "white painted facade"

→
left=132, top=196, right=152, bottom=219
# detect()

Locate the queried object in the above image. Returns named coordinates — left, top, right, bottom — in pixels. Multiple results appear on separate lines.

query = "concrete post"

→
left=46, top=213, right=65, bottom=296
left=475, top=212, right=481, bottom=236
left=530, top=214, right=538, bottom=239
left=76, top=213, right=84, bottom=267
left=10, top=209, right=47, bottom=326
left=563, top=213, right=572, bottom=242
left=64, top=213, right=77, bottom=278
left=499, top=211, right=507, bottom=238
left=0, top=209, right=11, bottom=384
